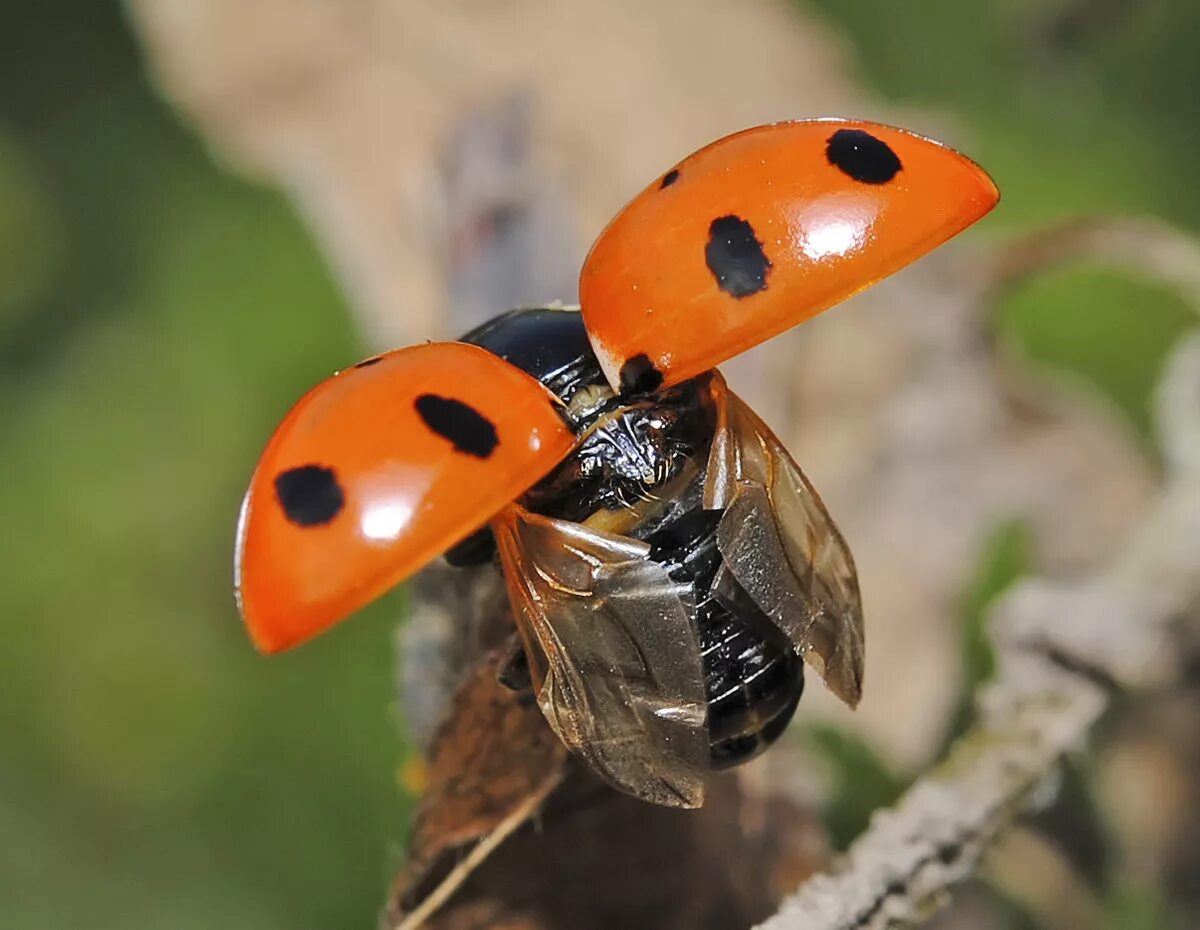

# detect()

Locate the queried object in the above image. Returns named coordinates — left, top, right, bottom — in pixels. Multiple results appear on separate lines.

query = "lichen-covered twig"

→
left=756, top=329, right=1200, bottom=930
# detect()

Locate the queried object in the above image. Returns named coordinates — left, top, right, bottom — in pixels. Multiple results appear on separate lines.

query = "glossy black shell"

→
left=458, top=306, right=804, bottom=768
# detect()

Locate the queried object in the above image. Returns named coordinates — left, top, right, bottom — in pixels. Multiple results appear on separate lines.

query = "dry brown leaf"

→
left=390, top=646, right=569, bottom=930
left=393, top=756, right=828, bottom=930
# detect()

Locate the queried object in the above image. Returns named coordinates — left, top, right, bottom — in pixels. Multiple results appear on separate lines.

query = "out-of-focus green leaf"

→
left=940, top=520, right=1032, bottom=747
left=1099, top=881, right=1175, bottom=930
left=803, top=724, right=906, bottom=850
left=964, top=522, right=1032, bottom=683
left=0, top=10, right=407, bottom=926
left=996, top=266, right=1196, bottom=447
left=0, top=130, right=62, bottom=335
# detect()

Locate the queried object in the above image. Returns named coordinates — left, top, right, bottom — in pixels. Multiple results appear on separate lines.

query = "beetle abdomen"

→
left=642, top=506, right=804, bottom=768
left=463, top=305, right=805, bottom=768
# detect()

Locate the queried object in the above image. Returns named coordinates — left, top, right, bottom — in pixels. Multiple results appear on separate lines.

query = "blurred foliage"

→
left=807, top=0, right=1200, bottom=444
left=2, top=0, right=1197, bottom=928
left=1098, top=882, right=1175, bottom=930
left=960, top=523, right=1033, bottom=691
left=0, top=5, right=406, bottom=929
left=942, top=520, right=1033, bottom=746
left=1000, top=269, right=1196, bottom=449
left=0, top=133, right=60, bottom=339
left=802, top=725, right=905, bottom=850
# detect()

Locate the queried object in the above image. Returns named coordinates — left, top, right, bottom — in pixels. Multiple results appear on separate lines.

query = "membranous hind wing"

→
left=703, top=374, right=864, bottom=707
left=492, top=507, right=709, bottom=807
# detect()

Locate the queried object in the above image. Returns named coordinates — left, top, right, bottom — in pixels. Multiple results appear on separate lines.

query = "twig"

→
left=392, top=785, right=555, bottom=930
left=756, top=329, right=1200, bottom=930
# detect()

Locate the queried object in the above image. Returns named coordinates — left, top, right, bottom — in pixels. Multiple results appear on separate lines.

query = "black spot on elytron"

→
left=353, top=356, right=383, bottom=368
left=659, top=168, right=680, bottom=189
left=825, top=128, right=902, bottom=184
left=274, top=465, right=345, bottom=527
left=619, top=354, right=664, bottom=395
left=705, top=215, right=772, bottom=298
left=415, top=394, right=499, bottom=458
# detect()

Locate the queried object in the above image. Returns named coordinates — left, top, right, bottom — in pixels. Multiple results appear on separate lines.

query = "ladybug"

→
left=235, top=119, right=998, bottom=807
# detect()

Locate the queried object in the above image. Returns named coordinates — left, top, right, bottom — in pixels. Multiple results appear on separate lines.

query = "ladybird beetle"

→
left=235, top=119, right=998, bottom=807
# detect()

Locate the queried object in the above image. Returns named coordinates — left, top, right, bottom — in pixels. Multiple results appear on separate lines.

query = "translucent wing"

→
left=492, top=506, right=709, bottom=807
left=703, top=374, right=864, bottom=707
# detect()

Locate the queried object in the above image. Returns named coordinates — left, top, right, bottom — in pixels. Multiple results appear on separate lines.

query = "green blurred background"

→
left=1, top=2, right=1196, bottom=928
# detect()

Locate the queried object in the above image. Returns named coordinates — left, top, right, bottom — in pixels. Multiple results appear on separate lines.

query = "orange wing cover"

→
left=580, top=119, right=999, bottom=391
left=235, top=343, right=575, bottom=653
